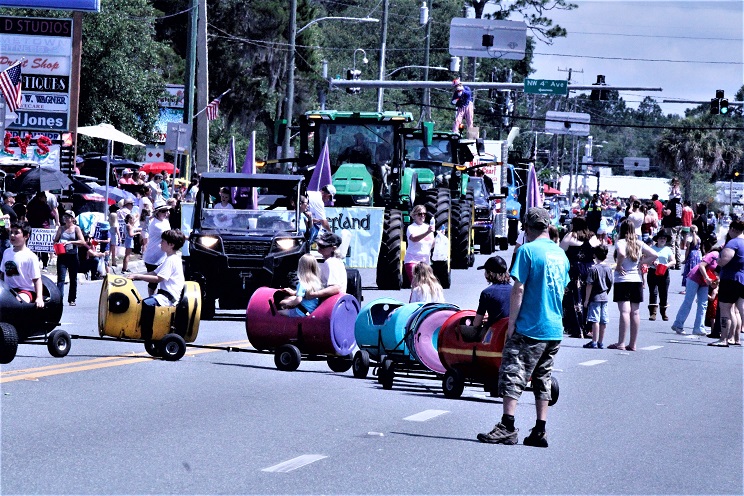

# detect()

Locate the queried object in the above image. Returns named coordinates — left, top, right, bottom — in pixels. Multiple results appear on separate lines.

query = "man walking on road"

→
left=478, top=207, right=570, bottom=448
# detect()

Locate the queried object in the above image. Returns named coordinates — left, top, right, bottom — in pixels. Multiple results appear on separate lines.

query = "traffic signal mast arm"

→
left=329, top=80, right=662, bottom=92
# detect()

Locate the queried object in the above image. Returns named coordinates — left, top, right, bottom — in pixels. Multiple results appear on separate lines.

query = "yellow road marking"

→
left=1, top=340, right=252, bottom=384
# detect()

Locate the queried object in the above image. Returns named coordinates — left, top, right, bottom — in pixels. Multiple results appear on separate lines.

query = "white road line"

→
left=639, top=345, right=663, bottom=351
left=261, top=454, right=327, bottom=473
left=578, top=359, right=607, bottom=367
left=404, top=409, right=449, bottom=422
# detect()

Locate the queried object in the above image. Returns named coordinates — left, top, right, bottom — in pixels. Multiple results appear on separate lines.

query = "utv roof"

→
left=199, top=173, right=304, bottom=188
left=304, top=110, right=413, bottom=122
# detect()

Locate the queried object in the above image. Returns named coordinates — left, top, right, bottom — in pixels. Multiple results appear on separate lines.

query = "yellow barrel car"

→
left=98, top=275, right=201, bottom=361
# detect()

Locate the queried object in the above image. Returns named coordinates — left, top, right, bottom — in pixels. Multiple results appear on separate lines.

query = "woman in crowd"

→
left=711, top=220, right=744, bottom=347
left=647, top=229, right=674, bottom=321
left=680, top=225, right=702, bottom=294
left=559, top=216, right=601, bottom=338
left=403, top=204, right=435, bottom=286
left=672, top=250, right=719, bottom=336
left=626, top=200, right=645, bottom=237
left=608, top=220, right=658, bottom=351
left=53, top=211, right=85, bottom=306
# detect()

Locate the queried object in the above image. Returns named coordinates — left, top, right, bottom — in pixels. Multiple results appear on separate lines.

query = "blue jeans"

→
left=672, top=279, right=709, bottom=334
left=56, top=253, right=79, bottom=303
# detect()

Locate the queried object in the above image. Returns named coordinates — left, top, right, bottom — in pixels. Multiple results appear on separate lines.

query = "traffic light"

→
left=590, top=74, right=608, bottom=101
left=711, top=98, right=721, bottom=115
left=711, top=89, right=728, bottom=115
left=346, top=69, right=361, bottom=94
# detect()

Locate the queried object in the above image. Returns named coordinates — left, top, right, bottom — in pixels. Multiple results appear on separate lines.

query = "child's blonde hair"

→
left=412, top=263, right=444, bottom=302
left=297, top=254, right=322, bottom=293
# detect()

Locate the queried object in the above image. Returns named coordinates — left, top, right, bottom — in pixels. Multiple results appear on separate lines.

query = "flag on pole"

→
left=307, top=139, right=332, bottom=191
left=205, top=96, right=221, bottom=121
left=0, top=62, right=22, bottom=113
left=241, top=131, right=258, bottom=209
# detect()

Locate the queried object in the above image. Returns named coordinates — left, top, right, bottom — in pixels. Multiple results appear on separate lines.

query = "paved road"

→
left=2, top=250, right=742, bottom=494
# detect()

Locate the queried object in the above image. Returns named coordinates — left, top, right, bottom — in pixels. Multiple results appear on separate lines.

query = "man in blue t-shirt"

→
left=478, top=207, right=569, bottom=448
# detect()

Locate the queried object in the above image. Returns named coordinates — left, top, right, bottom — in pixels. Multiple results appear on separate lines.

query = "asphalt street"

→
left=1, top=248, right=742, bottom=495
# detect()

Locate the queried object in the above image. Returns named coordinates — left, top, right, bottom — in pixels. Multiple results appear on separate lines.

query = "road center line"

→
left=639, top=345, right=663, bottom=351
left=0, top=340, right=251, bottom=383
left=403, top=409, right=449, bottom=422
left=579, top=359, right=607, bottom=367
left=261, top=454, right=327, bottom=473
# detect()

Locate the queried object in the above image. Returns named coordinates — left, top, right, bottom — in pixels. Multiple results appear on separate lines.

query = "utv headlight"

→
left=275, top=238, right=297, bottom=251
left=352, top=195, right=371, bottom=205
left=197, top=235, right=220, bottom=249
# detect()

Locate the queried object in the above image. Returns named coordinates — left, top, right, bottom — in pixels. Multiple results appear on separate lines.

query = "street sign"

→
left=449, top=18, right=527, bottom=60
left=165, top=122, right=191, bottom=153
left=544, top=111, right=590, bottom=136
left=623, top=157, right=650, bottom=171
left=524, top=79, right=568, bottom=96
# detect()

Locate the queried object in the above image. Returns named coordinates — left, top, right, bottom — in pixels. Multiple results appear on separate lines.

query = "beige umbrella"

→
left=77, top=124, right=145, bottom=207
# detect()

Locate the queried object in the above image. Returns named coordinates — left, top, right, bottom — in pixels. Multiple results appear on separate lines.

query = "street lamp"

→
left=282, top=7, right=379, bottom=159
left=353, top=49, right=368, bottom=71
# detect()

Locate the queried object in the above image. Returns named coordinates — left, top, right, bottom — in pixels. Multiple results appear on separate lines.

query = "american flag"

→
left=205, top=96, right=221, bottom=121
left=0, top=62, right=22, bottom=113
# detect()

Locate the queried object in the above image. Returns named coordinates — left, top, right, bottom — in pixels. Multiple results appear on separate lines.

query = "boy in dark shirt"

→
left=583, top=245, right=613, bottom=349
left=467, top=256, right=512, bottom=340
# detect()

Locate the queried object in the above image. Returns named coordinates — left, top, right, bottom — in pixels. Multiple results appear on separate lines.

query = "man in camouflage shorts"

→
left=478, top=207, right=570, bottom=448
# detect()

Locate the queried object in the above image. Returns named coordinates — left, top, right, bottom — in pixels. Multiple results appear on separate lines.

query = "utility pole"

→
left=376, top=0, right=389, bottom=112
left=557, top=67, right=581, bottom=201
left=195, top=0, right=209, bottom=173
left=422, top=0, right=432, bottom=121
left=183, top=0, right=197, bottom=129
left=282, top=0, right=297, bottom=159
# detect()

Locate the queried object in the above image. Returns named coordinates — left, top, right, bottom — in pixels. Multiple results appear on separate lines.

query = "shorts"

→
left=613, top=281, right=644, bottom=303
left=680, top=226, right=691, bottom=234
left=586, top=301, right=609, bottom=324
left=718, top=279, right=744, bottom=304
left=498, top=332, right=560, bottom=402
left=124, top=236, right=134, bottom=249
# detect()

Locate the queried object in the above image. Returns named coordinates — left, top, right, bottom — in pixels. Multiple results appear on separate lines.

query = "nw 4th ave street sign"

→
left=524, top=79, right=568, bottom=95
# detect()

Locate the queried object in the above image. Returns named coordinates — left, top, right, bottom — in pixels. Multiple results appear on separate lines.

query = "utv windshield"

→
left=199, top=183, right=299, bottom=233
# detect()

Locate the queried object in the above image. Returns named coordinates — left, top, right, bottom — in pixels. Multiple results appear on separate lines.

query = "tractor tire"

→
left=451, top=200, right=473, bottom=269
left=432, top=188, right=451, bottom=288
left=481, top=225, right=494, bottom=255
left=376, top=209, right=404, bottom=290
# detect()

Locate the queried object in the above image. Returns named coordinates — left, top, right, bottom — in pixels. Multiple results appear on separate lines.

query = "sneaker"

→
left=523, top=429, right=549, bottom=448
left=671, top=325, right=687, bottom=335
left=692, top=330, right=709, bottom=336
left=477, top=423, right=518, bottom=445
left=597, top=342, right=604, bottom=349
left=583, top=341, right=598, bottom=349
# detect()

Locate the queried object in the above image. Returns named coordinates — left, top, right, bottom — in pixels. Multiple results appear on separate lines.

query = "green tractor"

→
left=298, top=110, right=451, bottom=290
left=399, top=125, right=476, bottom=271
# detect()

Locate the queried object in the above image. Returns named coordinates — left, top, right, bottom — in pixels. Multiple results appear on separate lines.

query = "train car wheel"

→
left=352, top=350, right=370, bottom=379
left=327, top=355, right=353, bottom=373
left=47, top=329, right=71, bottom=358
left=274, top=344, right=301, bottom=371
left=442, top=369, right=465, bottom=399
left=549, top=376, right=559, bottom=406
left=160, top=334, right=186, bottom=361
left=0, top=322, right=19, bottom=364
left=144, top=340, right=162, bottom=358
left=380, top=358, right=395, bottom=390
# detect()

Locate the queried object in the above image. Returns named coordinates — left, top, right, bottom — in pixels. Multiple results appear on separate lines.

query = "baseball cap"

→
left=525, top=207, right=550, bottom=229
left=2, top=191, right=16, bottom=200
left=123, top=168, right=132, bottom=174
left=477, top=255, right=508, bottom=273
left=316, top=232, right=342, bottom=247
left=322, top=184, right=336, bottom=196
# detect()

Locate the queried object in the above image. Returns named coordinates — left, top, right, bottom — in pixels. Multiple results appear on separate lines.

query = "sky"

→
left=524, top=0, right=743, bottom=116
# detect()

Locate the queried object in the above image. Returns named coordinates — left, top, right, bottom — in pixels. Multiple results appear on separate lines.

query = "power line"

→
left=569, top=30, right=740, bottom=41
left=533, top=51, right=741, bottom=65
